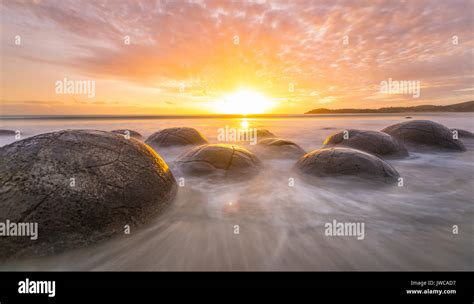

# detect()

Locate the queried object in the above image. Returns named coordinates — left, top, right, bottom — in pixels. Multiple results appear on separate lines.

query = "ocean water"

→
left=0, top=113, right=473, bottom=270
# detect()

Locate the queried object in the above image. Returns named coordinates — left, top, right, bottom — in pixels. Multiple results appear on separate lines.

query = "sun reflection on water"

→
left=240, top=119, right=249, bottom=129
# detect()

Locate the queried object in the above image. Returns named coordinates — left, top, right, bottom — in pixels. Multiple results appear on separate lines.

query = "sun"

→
left=216, top=89, right=274, bottom=115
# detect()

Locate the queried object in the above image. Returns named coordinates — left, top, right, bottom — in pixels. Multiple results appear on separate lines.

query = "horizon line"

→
left=1, top=112, right=472, bottom=120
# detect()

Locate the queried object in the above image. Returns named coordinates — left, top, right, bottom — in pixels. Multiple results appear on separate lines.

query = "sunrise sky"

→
left=1, top=0, right=473, bottom=115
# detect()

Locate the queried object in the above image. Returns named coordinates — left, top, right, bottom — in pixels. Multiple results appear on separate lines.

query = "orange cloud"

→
left=1, top=0, right=473, bottom=114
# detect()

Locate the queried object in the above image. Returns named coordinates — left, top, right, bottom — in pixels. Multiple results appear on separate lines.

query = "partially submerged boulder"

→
left=0, top=130, right=177, bottom=260
left=255, top=129, right=275, bottom=139
left=146, top=127, right=208, bottom=147
left=111, top=129, right=143, bottom=140
left=323, top=129, right=408, bottom=158
left=0, top=129, right=16, bottom=136
left=451, top=128, right=474, bottom=139
left=296, top=147, right=400, bottom=184
left=236, top=129, right=276, bottom=144
left=256, top=138, right=306, bottom=159
left=175, top=144, right=262, bottom=179
left=382, top=120, right=465, bottom=152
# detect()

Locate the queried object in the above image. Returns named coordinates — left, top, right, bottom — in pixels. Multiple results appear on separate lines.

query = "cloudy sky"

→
left=1, top=0, right=473, bottom=115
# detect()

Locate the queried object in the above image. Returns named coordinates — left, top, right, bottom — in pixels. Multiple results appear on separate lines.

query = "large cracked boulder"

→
left=256, top=138, right=306, bottom=159
left=146, top=127, right=208, bottom=147
left=296, top=147, right=400, bottom=184
left=175, top=144, right=262, bottom=179
left=323, top=129, right=408, bottom=158
left=382, top=120, right=465, bottom=152
left=0, top=130, right=177, bottom=260
left=111, top=129, right=143, bottom=140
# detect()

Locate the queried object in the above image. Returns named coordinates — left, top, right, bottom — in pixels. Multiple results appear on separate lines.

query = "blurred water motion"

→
left=0, top=113, right=472, bottom=271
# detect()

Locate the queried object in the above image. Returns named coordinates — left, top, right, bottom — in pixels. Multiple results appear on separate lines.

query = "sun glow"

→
left=216, top=89, right=274, bottom=115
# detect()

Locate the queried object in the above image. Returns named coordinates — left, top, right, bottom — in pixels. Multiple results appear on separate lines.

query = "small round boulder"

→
left=237, top=129, right=276, bottom=144
left=0, top=129, right=16, bottom=136
left=296, top=147, right=400, bottom=184
left=0, top=130, right=177, bottom=260
left=175, top=144, right=262, bottom=179
left=451, top=128, right=474, bottom=139
left=323, top=129, right=408, bottom=158
left=111, top=129, right=143, bottom=140
left=255, top=129, right=275, bottom=139
left=382, top=120, right=465, bottom=152
left=146, top=127, right=208, bottom=147
left=257, top=138, right=306, bottom=159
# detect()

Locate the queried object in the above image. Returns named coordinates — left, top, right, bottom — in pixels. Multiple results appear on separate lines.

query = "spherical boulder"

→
left=256, top=138, right=306, bottom=159
left=382, top=120, right=465, bottom=152
left=323, top=129, right=408, bottom=158
left=0, top=130, right=177, bottom=260
left=0, top=129, right=16, bottom=136
left=296, top=147, right=400, bottom=184
left=111, top=129, right=143, bottom=140
left=146, top=127, right=208, bottom=147
left=175, top=144, right=262, bottom=179
left=236, top=129, right=276, bottom=144
left=255, top=129, right=275, bottom=139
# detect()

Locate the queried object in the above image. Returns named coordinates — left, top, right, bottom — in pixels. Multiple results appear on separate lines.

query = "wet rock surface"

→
left=323, top=129, right=408, bottom=158
left=175, top=144, right=262, bottom=179
left=296, top=147, right=400, bottom=184
left=146, top=127, right=208, bottom=147
left=0, top=130, right=177, bottom=260
left=382, top=120, right=465, bottom=152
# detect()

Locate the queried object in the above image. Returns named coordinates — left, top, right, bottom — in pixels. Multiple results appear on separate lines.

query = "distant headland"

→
left=305, top=101, right=474, bottom=114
